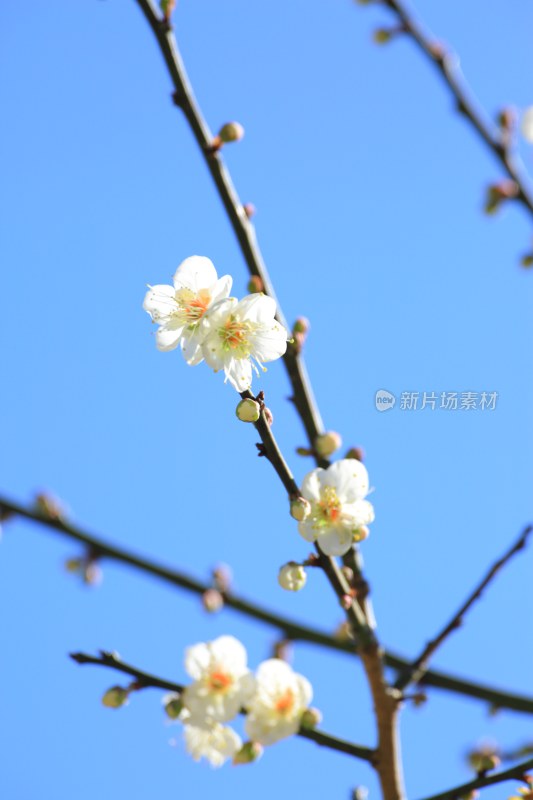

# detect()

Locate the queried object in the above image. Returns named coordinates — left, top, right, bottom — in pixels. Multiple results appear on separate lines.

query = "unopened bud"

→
left=35, top=492, right=66, bottom=521
left=411, top=692, right=427, bottom=707
left=236, top=398, right=261, bottom=423
left=263, top=407, right=274, bottom=426
left=218, top=121, right=245, bottom=144
left=341, top=566, right=354, bottom=584
left=300, top=707, right=322, bottom=729
left=334, top=620, right=354, bottom=642
left=373, top=28, right=393, bottom=44
left=163, top=693, right=183, bottom=719
left=83, top=561, right=103, bottom=586
left=467, top=743, right=501, bottom=774
left=340, top=593, right=353, bottom=610
left=102, top=686, right=129, bottom=709
left=296, top=446, right=313, bottom=457
left=272, top=638, right=293, bottom=662
left=353, top=525, right=370, bottom=543
left=65, top=557, right=83, bottom=574
left=202, top=588, right=224, bottom=613
left=247, top=275, right=263, bottom=293
left=243, top=203, right=256, bottom=219
left=278, top=562, right=307, bottom=592
left=484, top=180, right=519, bottom=214
left=345, top=446, right=365, bottom=461
left=292, top=317, right=310, bottom=335
left=521, top=253, right=533, bottom=268
left=233, top=741, right=263, bottom=765
left=521, top=106, right=533, bottom=143
left=212, top=562, right=233, bottom=592
left=315, top=431, right=342, bottom=458
left=160, top=0, right=176, bottom=21
left=290, top=496, right=311, bottom=522
left=497, top=106, right=517, bottom=132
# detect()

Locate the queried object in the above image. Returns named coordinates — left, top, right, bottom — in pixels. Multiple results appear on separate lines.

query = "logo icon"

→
left=375, top=389, right=396, bottom=412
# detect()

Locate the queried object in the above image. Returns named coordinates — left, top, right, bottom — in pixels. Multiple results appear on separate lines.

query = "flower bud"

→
left=202, top=588, right=224, bottom=613
left=102, top=686, right=129, bottom=709
left=521, top=106, right=533, bottom=143
left=83, top=561, right=103, bottom=586
left=218, top=122, right=245, bottom=144
left=290, top=496, right=311, bottom=522
left=340, top=593, right=353, bottom=610
left=65, top=557, right=83, bottom=574
left=521, top=253, right=533, bottom=268
left=272, top=638, right=293, bottom=662
left=467, top=743, right=501, bottom=773
left=236, top=398, right=261, bottom=423
left=292, top=317, right=310, bottom=335
left=278, top=562, right=307, bottom=592
left=300, top=707, right=322, bottom=729
left=35, top=492, right=66, bottom=521
left=160, top=0, right=176, bottom=21
left=263, top=407, right=274, bottom=426
left=353, top=525, right=370, bottom=543
left=247, top=275, right=263, bottom=293
left=296, top=446, right=313, bottom=457
left=345, top=446, right=365, bottom=461
left=484, top=180, right=519, bottom=214
left=373, top=28, right=393, bottom=44
left=243, top=203, right=256, bottom=219
left=212, top=562, right=233, bottom=592
left=163, top=693, right=183, bottom=720
left=233, top=741, right=263, bottom=765
left=315, top=431, right=342, bottom=458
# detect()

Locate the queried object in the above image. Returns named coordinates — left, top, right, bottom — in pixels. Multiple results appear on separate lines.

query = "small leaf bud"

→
left=233, top=741, right=263, bottom=765
left=163, top=693, right=183, bottom=720
left=102, top=686, right=129, bottom=709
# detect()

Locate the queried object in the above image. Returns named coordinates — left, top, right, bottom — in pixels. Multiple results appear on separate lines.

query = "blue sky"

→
left=1, top=1, right=532, bottom=799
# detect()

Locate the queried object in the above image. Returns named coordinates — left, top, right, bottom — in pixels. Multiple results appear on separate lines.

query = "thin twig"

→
left=395, top=525, right=533, bottom=691
left=4, top=494, right=533, bottom=714
left=416, top=758, right=533, bottom=800
left=70, top=649, right=376, bottom=764
left=380, top=0, right=533, bottom=218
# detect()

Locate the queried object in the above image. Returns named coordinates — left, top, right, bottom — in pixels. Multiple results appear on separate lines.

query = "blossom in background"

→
left=521, top=106, right=533, bottom=143
left=297, top=459, right=374, bottom=556
left=143, top=255, right=232, bottom=362
left=181, top=635, right=255, bottom=725
left=183, top=721, right=242, bottom=767
left=201, top=294, right=288, bottom=391
left=245, top=658, right=313, bottom=745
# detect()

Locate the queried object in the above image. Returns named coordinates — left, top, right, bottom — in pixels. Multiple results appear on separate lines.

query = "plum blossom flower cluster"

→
left=143, top=256, right=288, bottom=391
left=167, top=635, right=315, bottom=767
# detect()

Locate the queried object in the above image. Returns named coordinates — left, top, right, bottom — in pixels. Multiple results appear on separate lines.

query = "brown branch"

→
left=70, top=649, right=376, bottom=764
left=395, top=525, right=533, bottom=692
left=378, top=0, right=533, bottom=219
left=416, top=758, right=533, bottom=800
left=4, top=493, right=533, bottom=714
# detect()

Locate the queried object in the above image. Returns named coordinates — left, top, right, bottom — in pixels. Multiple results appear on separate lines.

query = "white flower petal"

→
left=236, top=293, right=277, bottom=323
left=184, top=723, right=242, bottom=767
left=173, top=256, right=217, bottom=292
left=210, top=275, right=233, bottom=304
left=250, top=325, right=288, bottom=362
left=156, top=325, right=183, bottom=352
left=321, top=459, right=369, bottom=502
left=300, top=468, right=322, bottom=502
left=297, top=520, right=317, bottom=543
left=185, top=642, right=212, bottom=680
left=210, top=636, right=248, bottom=673
left=143, top=284, right=177, bottom=321
left=180, top=326, right=207, bottom=365
left=342, top=499, right=375, bottom=527
left=318, top=528, right=353, bottom=556
left=224, top=357, right=253, bottom=392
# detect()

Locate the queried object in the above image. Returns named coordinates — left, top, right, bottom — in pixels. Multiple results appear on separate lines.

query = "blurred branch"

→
left=395, top=525, right=533, bottom=692
left=4, top=493, right=533, bottom=714
left=376, top=0, right=533, bottom=219
left=70, top=649, right=376, bottom=763
left=417, top=757, right=533, bottom=800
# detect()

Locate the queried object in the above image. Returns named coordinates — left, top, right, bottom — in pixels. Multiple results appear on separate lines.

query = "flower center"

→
left=175, top=288, right=211, bottom=324
left=274, top=689, right=295, bottom=716
left=219, top=316, right=251, bottom=355
left=207, top=670, right=233, bottom=693
left=316, top=485, right=342, bottom=524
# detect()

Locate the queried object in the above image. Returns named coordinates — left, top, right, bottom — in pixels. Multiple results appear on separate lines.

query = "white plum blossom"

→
left=297, top=459, right=375, bottom=556
left=143, top=255, right=232, bottom=363
left=245, top=659, right=313, bottom=745
left=521, top=106, right=533, bottom=143
left=181, top=635, right=255, bottom=725
left=183, top=721, right=242, bottom=767
left=201, top=294, right=288, bottom=391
